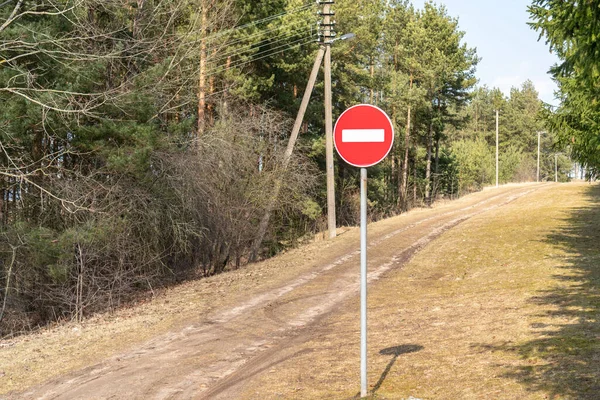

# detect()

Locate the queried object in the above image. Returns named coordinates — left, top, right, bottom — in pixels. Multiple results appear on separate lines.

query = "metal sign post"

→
left=360, top=167, right=368, bottom=397
left=333, top=104, right=394, bottom=398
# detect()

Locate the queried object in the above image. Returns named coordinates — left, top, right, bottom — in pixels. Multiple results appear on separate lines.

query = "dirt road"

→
left=11, top=184, right=554, bottom=399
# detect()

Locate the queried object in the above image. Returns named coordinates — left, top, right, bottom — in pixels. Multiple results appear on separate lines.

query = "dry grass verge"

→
left=2, top=183, right=592, bottom=399
left=0, top=227, right=352, bottom=395
left=239, top=183, right=600, bottom=399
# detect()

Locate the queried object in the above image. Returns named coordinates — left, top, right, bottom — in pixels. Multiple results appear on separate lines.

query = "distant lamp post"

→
left=554, top=152, right=566, bottom=183
left=555, top=153, right=558, bottom=182
left=537, top=131, right=545, bottom=182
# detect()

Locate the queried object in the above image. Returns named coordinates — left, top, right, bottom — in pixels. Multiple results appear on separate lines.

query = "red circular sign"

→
left=334, top=104, right=394, bottom=168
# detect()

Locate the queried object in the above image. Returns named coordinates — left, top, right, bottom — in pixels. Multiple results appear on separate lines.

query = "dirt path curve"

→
left=19, top=184, right=548, bottom=400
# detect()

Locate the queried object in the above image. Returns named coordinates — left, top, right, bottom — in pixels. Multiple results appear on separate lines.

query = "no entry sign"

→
left=333, top=104, right=394, bottom=397
left=334, top=104, right=394, bottom=168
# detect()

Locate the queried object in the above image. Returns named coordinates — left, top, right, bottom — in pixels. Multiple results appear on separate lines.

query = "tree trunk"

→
left=474, top=102, right=478, bottom=134
left=0, top=245, right=17, bottom=324
left=413, top=155, right=417, bottom=206
left=222, top=55, right=232, bottom=115
left=0, top=189, right=3, bottom=227
left=370, top=59, right=375, bottom=104
left=399, top=76, right=413, bottom=211
left=425, top=119, right=433, bottom=206
left=390, top=152, right=395, bottom=204
left=434, top=135, right=440, bottom=198
left=208, top=52, right=216, bottom=125
left=197, top=0, right=209, bottom=136
left=434, top=135, right=440, bottom=174
left=400, top=107, right=411, bottom=211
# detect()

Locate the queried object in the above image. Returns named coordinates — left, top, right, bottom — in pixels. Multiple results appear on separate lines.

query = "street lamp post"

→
left=555, top=153, right=558, bottom=183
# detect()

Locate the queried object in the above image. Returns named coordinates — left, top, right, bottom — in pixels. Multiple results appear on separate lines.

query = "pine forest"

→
left=0, top=0, right=596, bottom=334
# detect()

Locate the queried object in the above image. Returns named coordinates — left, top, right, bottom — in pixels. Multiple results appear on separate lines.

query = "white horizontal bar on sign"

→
left=341, top=129, right=385, bottom=143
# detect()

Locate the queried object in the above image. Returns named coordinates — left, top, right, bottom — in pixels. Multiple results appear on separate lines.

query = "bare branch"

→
left=0, top=0, right=23, bottom=33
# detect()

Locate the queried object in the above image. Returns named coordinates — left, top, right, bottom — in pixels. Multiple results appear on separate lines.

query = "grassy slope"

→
left=241, top=183, right=600, bottom=399
left=0, top=185, right=526, bottom=395
left=1, top=183, right=598, bottom=398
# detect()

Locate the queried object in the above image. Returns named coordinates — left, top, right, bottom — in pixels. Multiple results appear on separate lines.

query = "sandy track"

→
left=16, top=185, right=547, bottom=400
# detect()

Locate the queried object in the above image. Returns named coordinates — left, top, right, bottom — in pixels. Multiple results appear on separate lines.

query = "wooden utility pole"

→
left=323, top=1, right=337, bottom=239
left=495, top=109, right=499, bottom=187
left=249, top=47, right=326, bottom=261
left=250, top=3, right=350, bottom=260
left=537, top=131, right=541, bottom=182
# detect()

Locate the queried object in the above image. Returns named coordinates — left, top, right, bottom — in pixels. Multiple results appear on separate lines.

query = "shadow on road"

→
left=494, top=184, right=600, bottom=399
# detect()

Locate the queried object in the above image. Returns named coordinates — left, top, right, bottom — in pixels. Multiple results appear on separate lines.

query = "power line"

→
left=153, top=5, right=319, bottom=92
left=204, top=35, right=317, bottom=78
left=209, top=14, right=318, bottom=52
left=206, top=3, right=315, bottom=43
left=210, top=27, right=315, bottom=65
left=171, top=5, right=317, bottom=70
left=162, top=16, right=316, bottom=66
left=167, top=33, right=317, bottom=88
left=205, top=33, right=316, bottom=75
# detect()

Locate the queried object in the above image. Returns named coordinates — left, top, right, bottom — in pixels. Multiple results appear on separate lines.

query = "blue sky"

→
left=411, top=0, right=560, bottom=106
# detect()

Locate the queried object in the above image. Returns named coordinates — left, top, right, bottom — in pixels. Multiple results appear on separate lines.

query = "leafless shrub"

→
left=0, top=101, right=319, bottom=336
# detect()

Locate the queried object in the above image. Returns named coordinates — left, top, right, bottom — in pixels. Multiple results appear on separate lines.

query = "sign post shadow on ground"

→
left=334, top=104, right=394, bottom=398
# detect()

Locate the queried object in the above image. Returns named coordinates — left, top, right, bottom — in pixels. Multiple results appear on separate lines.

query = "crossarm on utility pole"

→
left=249, top=46, right=326, bottom=262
